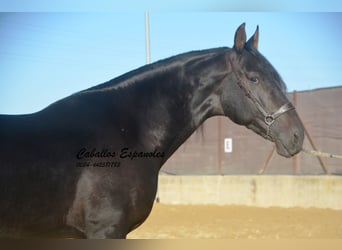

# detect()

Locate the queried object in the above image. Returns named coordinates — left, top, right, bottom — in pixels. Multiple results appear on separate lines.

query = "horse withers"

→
left=0, top=23, right=304, bottom=238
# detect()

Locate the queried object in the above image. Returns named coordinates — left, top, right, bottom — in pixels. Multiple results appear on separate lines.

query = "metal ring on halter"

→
left=264, top=102, right=295, bottom=137
left=264, top=103, right=295, bottom=126
left=265, top=115, right=275, bottom=126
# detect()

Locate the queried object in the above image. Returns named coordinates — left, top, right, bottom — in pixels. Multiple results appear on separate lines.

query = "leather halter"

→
left=226, top=55, right=295, bottom=137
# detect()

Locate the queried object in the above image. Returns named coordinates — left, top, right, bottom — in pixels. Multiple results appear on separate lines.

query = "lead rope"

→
left=302, top=148, right=342, bottom=160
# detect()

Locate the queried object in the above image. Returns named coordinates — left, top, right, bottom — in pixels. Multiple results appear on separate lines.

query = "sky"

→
left=0, top=11, right=341, bottom=114
left=1, top=0, right=342, bottom=11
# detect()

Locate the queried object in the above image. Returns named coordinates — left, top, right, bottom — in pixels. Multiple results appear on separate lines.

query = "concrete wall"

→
left=157, top=175, right=342, bottom=210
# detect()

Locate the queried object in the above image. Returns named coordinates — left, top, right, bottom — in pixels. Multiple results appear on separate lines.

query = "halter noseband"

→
left=227, top=56, right=295, bottom=137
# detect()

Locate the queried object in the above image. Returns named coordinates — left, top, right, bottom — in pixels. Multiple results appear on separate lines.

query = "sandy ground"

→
left=128, top=203, right=342, bottom=239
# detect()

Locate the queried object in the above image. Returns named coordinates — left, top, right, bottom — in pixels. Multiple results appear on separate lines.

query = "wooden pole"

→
left=301, top=122, right=330, bottom=174
left=293, top=92, right=330, bottom=175
left=259, top=145, right=276, bottom=174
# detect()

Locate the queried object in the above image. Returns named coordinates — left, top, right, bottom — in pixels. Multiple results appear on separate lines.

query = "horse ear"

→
left=234, top=23, right=247, bottom=53
left=247, top=25, right=259, bottom=50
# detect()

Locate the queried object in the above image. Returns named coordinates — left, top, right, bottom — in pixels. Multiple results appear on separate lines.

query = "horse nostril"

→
left=293, top=131, right=300, bottom=145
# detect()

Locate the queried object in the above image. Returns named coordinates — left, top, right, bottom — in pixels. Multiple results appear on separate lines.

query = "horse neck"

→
left=138, top=51, right=228, bottom=163
left=76, top=49, right=229, bottom=167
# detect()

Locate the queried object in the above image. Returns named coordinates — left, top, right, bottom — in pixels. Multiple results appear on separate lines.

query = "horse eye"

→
left=250, top=76, right=259, bottom=83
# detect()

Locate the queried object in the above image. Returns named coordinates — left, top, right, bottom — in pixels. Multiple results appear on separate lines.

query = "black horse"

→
left=0, top=23, right=304, bottom=238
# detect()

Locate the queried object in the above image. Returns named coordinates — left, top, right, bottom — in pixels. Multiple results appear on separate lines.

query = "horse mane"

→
left=80, top=47, right=230, bottom=94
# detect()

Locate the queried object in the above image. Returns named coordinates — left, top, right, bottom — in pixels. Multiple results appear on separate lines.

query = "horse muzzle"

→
left=273, top=119, right=304, bottom=157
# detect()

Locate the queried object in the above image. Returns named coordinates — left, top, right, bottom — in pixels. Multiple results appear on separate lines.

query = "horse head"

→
left=221, top=23, right=304, bottom=157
